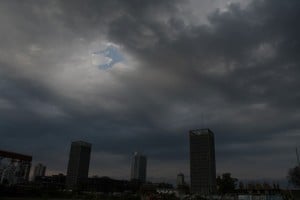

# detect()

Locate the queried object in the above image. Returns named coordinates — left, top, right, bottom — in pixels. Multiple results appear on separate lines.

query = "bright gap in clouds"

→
left=91, top=43, right=125, bottom=70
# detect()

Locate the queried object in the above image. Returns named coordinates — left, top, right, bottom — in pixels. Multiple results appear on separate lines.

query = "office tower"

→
left=130, top=152, right=147, bottom=183
left=33, top=163, right=46, bottom=180
left=189, top=129, right=216, bottom=194
left=177, top=173, right=185, bottom=186
left=66, top=141, right=91, bottom=190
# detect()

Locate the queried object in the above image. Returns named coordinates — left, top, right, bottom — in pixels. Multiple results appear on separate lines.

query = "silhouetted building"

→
left=34, top=173, right=66, bottom=189
left=177, top=173, right=185, bottom=186
left=0, top=149, right=32, bottom=185
left=66, top=141, right=91, bottom=190
left=130, top=152, right=147, bottom=183
left=52, top=173, right=66, bottom=188
left=80, top=176, right=130, bottom=193
left=33, top=163, right=46, bottom=181
left=189, top=129, right=216, bottom=194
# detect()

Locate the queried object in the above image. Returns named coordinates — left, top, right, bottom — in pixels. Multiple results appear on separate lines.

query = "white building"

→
left=177, top=173, right=185, bottom=186
left=131, top=152, right=147, bottom=183
left=33, top=163, right=46, bottom=180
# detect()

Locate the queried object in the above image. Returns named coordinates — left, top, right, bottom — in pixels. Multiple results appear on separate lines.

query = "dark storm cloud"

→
left=107, top=0, right=300, bottom=137
left=0, top=0, right=300, bottom=180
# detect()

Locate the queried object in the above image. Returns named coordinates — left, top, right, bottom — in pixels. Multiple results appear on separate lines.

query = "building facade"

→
left=33, top=163, right=46, bottom=181
left=177, top=173, right=185, bottom=186
left=189, top=129, right=216, bottom=194
left=0, top=150, right=32, bottom=185
left=131, top=152, right=147, bottom=183
left=66, top=141, right=91, bottom=190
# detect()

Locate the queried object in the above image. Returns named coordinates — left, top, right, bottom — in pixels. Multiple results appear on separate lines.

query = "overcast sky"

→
left=1, top=0, right=300, bottom=184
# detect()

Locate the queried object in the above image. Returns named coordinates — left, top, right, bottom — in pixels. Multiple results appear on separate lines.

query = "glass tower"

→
left=66, top=141, right=91, bottom=190
left=189, top=129, right=216, bottom=194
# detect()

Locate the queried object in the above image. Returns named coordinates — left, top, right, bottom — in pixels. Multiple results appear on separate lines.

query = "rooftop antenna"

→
left=200, top=113, right=207, bottom=129
left=203, top=113, right=206, bottom=129
left=296, top=147, right=300, bottom=166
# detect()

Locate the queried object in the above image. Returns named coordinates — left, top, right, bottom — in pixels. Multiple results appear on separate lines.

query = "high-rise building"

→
left=177, top=173, right=185, bottom=186
left=130, top=152, right=147, bottom=183
left=66, top=141, right=91, bottom=190
left=189, top=129, right=216, bottom=194
left=33, top=163, right=46, bottom=181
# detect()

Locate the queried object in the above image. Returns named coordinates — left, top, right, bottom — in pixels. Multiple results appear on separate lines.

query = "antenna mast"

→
left=296, top=147, right=300, bottom=166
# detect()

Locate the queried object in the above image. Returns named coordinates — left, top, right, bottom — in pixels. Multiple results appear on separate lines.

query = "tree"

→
left=288, top=165, right=300, bottom=187
left=216, top=173, right=238, bottom=194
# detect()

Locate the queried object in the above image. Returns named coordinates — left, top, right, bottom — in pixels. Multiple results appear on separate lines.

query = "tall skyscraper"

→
left=130, top=152, right=147, bottom=183
left=33, top=163, right=46, bottom=180
left=66, top=141, right=91, bottom=190
left=189, top=129, right=216, bottom=195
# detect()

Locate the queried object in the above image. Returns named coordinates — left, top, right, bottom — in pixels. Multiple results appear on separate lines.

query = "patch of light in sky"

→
left=91, top=43, right=125, bottom=70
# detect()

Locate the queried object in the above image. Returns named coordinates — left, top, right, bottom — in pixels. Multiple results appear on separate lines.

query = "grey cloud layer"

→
left=0, top=0, right=299, bottom=180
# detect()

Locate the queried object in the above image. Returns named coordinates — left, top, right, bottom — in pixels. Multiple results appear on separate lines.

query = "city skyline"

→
left=0, top=0, right=300, bottom=185
left=2, top=131, right=289, bottom=187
